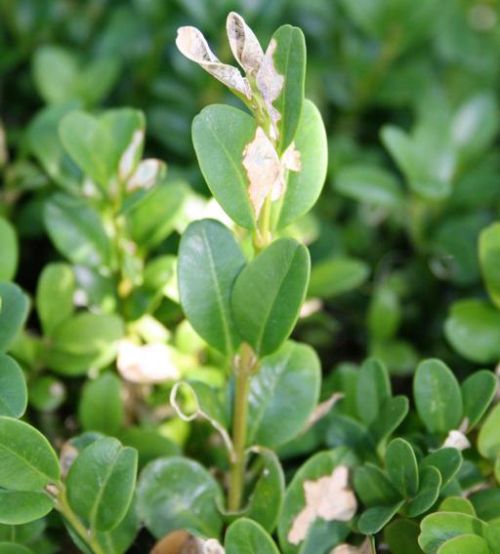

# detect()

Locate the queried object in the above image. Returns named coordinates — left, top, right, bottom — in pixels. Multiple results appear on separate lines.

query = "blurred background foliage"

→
left=1, top=0, right=500, bottom=432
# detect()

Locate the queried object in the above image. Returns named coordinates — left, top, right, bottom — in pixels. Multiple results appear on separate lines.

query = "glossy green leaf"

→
left=0, top=283, right=29, bottom=353
left=137, top=457, right=223, bottom=539
left=248, top=341, right=320, bottom=448
left=470, top=489, right=500, bottom=522
left=241, top=449, right=285, bottom=533
left=405, top=467, right=441, bottom=517
left=44, top=194, right=111, bottom=268
left=386, top=438, right=419, bottom=497
left=478, top=404, right=500, bottom=461
left=438, top=534, right=490, bottom=554
left=356, top=358, right=391, bottom=426
left=119, top=427, right=180, bottom=468
left=47, top=313, right=124, bottom=376
left=461, top=370, right=497, bottom=430
left=385, top=519, right=424, bottom=554
left=0, top=489, right=54, bottom=525
left=225, top=518, right=279, bottom=553
left=178, top=219, right=245, bottom=355
left=67, top=437, right=137, bottom=532
left=0, top=354, right=27, bottom=418
left=369, top=396, right=409, bottom=445
left=445, top=299, right=500, bottom=363
left=358, top=502, right=405, bottom=535
left=0, top=417, right=60, bottom=491
left=192, top=105, right=256, bottom=228
left=277, top=101, right=328, bottom=229
left=0, top=218, right=18, bottom=282
left=354, top=464, right=401, bottom=507
left=419, top=512, right=487, bottom=554
left=36, top=263, right=75, bottom=336
left=335, top=165, right=403, bottom=209
left=278, top=448, right=356, bottom=554
left=232, top=238, right=310, bottom=356
left=94, top=499, right=140, bottom=554
left=414, top=359, right=463, bottom=434
left=79, top=373, right=124, bottom=435
left=421, top=448, right=462, bottom=487
left=479, top=222, right=500, bottom=309
left=272, top=25, right=305, bottom=152
left=439, top=497, right=476, bottom=516
left=308, top=256, right=369, bottom=299
left=0, top=544, right=34, bottom=554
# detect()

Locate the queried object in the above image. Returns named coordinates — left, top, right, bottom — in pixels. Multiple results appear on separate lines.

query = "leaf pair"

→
left=178, top=219, right=310, bottom=357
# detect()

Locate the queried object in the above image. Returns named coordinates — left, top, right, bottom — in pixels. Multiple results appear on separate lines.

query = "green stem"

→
left=55, top=486, right=105, bottom=554
left=228, top=343, right=256, bottom=511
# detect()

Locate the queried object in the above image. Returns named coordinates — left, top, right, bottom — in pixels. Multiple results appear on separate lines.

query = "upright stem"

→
left=228, top=342, right=256, bottom=511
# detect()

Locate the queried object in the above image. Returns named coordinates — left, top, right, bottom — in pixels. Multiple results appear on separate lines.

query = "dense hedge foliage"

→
left=0, top=1, right=500, bottom=553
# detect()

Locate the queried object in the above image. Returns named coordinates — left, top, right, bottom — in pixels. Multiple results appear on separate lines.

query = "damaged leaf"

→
left=151, top=530, right=224, bottom=554
left=127, top=159, right=165, bottom=191
left=176, top=26, right=251, bottom=99
left=226, top=12, right=263, bottom=75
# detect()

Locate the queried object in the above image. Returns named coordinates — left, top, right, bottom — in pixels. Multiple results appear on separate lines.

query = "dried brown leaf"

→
left=226, top=12, right=263, bottom=75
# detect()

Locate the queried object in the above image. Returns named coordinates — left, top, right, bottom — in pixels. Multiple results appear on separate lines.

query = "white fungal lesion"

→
left=288, top=465, right=358, bottom=546
left=119, top=129, right=144, bottom=182
left=127, top=159, right=166, bottom=192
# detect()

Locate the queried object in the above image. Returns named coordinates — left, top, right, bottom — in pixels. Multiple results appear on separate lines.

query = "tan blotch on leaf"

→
left=150, top=531, right=224, bottom=554
left=176, top=26, right=251, bottom=99
left=288, top=465, right=357, bottom=546
left=116, top=339, right=180, bottom=384
left=330, top=538, right=374, bottom=554
left=127, top=159, right=165, bottom=191
left=243, top=127, right=301, bottom=218
left=255, top=39, right=284, bottom=140
left=226, top=12, right=263, bottom=75
left=119, top=129, right=144, bottom=182
left=443, top=429, right=471, bottom=451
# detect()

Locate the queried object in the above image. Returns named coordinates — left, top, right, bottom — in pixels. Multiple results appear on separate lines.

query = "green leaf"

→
left=46, top=313, right=124, bottom=376
left=225, top=518, right=280, bottom=554
left=94, top=499, right=140, bottom=554
left=470, top=489, right=500, bottom=522
left=67, top=437, right=137, bottom=532
left=0, top=354, right=27, bottom=418
left=354, top=464, right=401, bottom=507
left=29, top=376, right=66, bottom=412
left=0, top=489, right=54, bottom=525
left=308, top=257, right=369, bottom=299
left=44, top=193, right=111, bottom=268
left=0, top=283, right=29, bottom=353
left=241, top=449, right=285, bottom=533
left=335, top=165, right=403, bottom=209
left=178, top=219, right=245, bottom=355
left=385, top=519, right=424, bottom=554
left=445, top=299, right=500, bottom=364
left=461, top=370, right=497, bottom=430
left=36, top=263, right=75, bottom=336
left=369, top=396, right=409, bottom=445
left=358, top=502, right=405, bottom=535
left=479, top=222, right=500, bottom=309
left=386, top=438, right=419, bottom=497
left=421, top=448, right=462, bottom=487
left=79, top=373, right=124, bottom=435
left=248, top=341, right=320, bottom=448
left=192, top=105, right=256, bottom=228
left=137, top=457, right=223, bottom=539
left=368, top=285, right=401, bottom=341
left=0, top=218, right=18, bottom=281
left=438, top=534, right=490, bottom=554
left=272, top=25, right=306, bottom=152
left=0, top=544, right=34, bottom=554
left=405, top=467, right=442, bottom=517
left=413, top=359, right=463, bottom=434
left=478, top=404, right=500, bottom=461
left=278, top=448, right=356, bottom=554
left=277, top=100, right=328, bottom=229
left=0, top=416, right=60, bottom=491
left=119, top=427, right=180, bottom=468
left=439, top=497, right=476, bottom=516
left=127, top=182, right=186, bottom=249
left=231, top=238, right=310, bottom=356
left=419, top=512, right=487, bottom=554
left=356, top=358, right=391, bottom=426
left=33, top=46, right=79, bottom=104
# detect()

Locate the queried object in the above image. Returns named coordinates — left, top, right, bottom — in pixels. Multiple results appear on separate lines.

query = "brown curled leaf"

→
left=288, top=465, right=357, bottom=545
left=226, top=12, right=263, bottom=75
left=176, top=26, right=251, bottom=99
